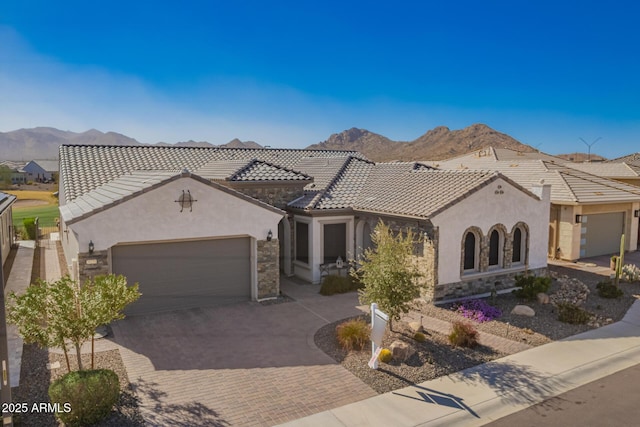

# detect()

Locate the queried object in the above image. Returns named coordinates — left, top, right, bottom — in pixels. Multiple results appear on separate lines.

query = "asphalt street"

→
left=485, top=363, right=640, bottom=427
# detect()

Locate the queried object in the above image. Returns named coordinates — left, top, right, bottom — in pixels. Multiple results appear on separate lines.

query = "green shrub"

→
left=596, top=280, right=624, bottom=299
left=336, top=318, right=370, bottom=351
left=513, top=274, right=551, bottom=301
left=448, top=321, right=478, bottom=348
left=22, top=217, right=37, bottom=240
left=378, top=348, right=393, bottom=363
left=320, top=275, right=361, bottom=296
left=557, top=303, right=591, bottom=325
left=49, top=369, right=120, bottom=426
left=413, top=332, right=426, bottom=342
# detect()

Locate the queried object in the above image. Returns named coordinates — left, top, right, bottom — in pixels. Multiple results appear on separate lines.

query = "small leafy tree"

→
left=7, top=274, right=140, bottom=371
left=352, top=221, right=424, bottom=330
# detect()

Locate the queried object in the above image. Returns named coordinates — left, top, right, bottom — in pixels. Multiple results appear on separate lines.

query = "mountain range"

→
left=0, top=124, right=602, bottom=162
left=0, top=127, right=261, bottom=160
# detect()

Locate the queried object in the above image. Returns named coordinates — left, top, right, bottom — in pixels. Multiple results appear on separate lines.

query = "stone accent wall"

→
left=434, top=267, right=547, bottom=302
left=257, top=239, right=279, bottom=299
left=77, top=250, right=109, bottom=284
left=354, top=214, right=438, bottom=300
left=232, top=185, right=305, bottom=209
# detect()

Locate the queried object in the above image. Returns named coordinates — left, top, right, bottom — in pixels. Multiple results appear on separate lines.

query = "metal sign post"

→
left=368, top=303, right=388, bottom=369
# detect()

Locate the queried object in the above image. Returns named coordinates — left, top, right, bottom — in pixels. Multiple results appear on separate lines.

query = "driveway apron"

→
left=109, top=278, right=376, bottom=426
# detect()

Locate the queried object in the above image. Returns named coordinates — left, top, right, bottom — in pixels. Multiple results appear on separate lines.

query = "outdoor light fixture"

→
left=635, top=210, right=640, bottom=218
left=575, top=214, right=583, bottom=224
left=336, top=256, right=344, bottom=269
left=88, top=240, right=94, bottom=254
left=175, top=190, right=197, bottom=212
left=267, top=230, right=273, bottom=241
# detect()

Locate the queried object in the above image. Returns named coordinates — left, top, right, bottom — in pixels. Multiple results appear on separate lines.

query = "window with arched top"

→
left=462, top=230, right=480, bottom=272
left=489, top=230, right=500, bottom=266
left=511, top=223, right=528, bottom=265
left=512, top=228, right=522, bottom=263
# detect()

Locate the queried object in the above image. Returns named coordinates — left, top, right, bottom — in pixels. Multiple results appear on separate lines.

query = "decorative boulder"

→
left=511, top=305, right=535, bottom=317
left=537, top=293, right=550, bottom=304
left=390, top=340, right=415, bottom=362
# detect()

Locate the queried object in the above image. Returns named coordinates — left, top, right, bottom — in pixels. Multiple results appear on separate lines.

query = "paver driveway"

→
left=108, top=277, right=377, bottom=426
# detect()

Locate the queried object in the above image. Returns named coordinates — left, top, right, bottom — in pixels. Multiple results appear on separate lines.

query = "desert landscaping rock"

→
left=537, top=292, right=550, bottom=304
left=551, top=275, right=590, bottom=306
left=390, top=340, right=415, bottom=362
left=511, top=305, right=536, bottom=316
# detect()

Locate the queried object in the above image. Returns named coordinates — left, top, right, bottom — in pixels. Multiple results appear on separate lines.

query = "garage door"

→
left=583, top=212, right=624, bottom=257
left=112, top=238, right=251, bottom=315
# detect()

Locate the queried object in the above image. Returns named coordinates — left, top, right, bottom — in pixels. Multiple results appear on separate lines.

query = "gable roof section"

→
left=195, top=159, right=311, bottom=182
left=607, top=152, right=640, bottom=166
left=428, top=146, right=567, bottom=165
left=31, top=160, right=59, bottom=172
left=354, top=169, right=503, bottom=219
left=563, top=162, right=640, bottom=179
left=60, top=170, right=284, bottom=225
left=60, top=145, right=362, bottom=202
left=432, top=157, right=640, bottom=204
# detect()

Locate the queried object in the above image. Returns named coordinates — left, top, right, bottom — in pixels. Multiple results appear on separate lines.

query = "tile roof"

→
left=564, top=162, right=640, bottom=178
left=0, top=191, right=16, bottom=213
left=431, top=157, right=640, bottom=204
left=353, top=169, right=501, bottom=218
left=60, top=170, right=284, bottom=224
left=195, top=159, right=311, bottom=182
left=427, top=146, right=567, bottom=165
left=607, top=152, right=640, bottom=166
left=288, top=159, right=502, bottom=219
left=60, top=145, right=361, bottom=202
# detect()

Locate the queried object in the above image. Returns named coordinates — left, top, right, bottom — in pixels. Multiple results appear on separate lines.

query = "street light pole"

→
left=579, top=137, right=602, bottom=162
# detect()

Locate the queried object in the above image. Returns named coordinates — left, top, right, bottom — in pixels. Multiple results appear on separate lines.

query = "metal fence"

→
left=14, top=217, right=59, bottom=242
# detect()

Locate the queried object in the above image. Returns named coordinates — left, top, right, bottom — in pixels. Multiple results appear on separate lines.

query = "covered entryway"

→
left=583, top=212, right=624, bottom=257
left=112, top=237, right=251, bottom=315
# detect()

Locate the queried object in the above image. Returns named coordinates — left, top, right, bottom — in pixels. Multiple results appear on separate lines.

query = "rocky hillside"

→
left=0, top=128, right=262, bottom=160
left=307, top=124, right=537, bottom=161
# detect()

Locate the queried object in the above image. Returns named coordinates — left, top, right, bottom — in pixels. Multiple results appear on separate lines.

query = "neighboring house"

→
left=0, top=161, right=26, bottom=185
left=59, top=144, right=550, bottom=314
left=22, top=160, right=59, bottom=182
left=1, top=191, right=16, bottom=266
left=565, top=162, right=640, bottom=187
left=427, top=147, right=640, bottom=259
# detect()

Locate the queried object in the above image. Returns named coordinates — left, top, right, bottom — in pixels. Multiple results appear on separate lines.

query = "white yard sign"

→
left=368, top=303, right=388, bottom=369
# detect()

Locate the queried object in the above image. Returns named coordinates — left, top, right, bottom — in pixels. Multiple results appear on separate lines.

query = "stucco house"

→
left=1, top=191, right=16, bottom=266
left=428, top=147, right=640, bottom=259
left=59, top=144, right=550, bottom=314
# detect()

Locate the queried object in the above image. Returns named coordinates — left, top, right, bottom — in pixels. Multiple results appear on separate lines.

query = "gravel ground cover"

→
left=315, top=265, right=640, bottom=394
left=12, top=345, right=143, bottom=427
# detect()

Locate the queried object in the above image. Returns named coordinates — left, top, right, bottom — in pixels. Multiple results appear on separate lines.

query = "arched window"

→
left=489, top=229, right=500, bottom=267
left=463, top=232, right=476, bottom=270
left=512, top=228, right=522, bottom=263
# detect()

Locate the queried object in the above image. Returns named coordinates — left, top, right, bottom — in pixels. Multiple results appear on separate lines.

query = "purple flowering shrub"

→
left=454, top=299, right=502, bottom=323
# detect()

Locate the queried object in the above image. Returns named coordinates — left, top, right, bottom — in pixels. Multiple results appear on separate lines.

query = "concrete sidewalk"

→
left=278, top=300, right=640, bottom=427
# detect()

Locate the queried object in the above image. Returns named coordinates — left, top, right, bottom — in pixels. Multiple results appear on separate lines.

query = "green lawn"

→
left=12, top=204, right=60, bottom=226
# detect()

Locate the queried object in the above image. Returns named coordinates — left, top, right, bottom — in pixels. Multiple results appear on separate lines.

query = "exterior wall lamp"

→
left=267, top=230, right=273, bottom=241
left=575, top=214, right=583, bottom=224
left=634, top=210, right=640, bottom=218
left=89, top=240, right=94, bottom=254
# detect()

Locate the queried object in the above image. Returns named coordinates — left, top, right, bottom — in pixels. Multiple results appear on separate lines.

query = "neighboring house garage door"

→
left=112, top=238, right=251, bottom=315
left=583, top=212, right=624, bottom=257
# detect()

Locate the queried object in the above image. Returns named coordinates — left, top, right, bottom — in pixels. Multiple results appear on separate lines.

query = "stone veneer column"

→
left=257, top=239, right=280, bottom=299
left=77, top=250, right=109, bottom=284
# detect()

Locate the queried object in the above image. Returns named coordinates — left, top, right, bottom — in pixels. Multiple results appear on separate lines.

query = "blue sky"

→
left=1, top=1, right=638, bottom=158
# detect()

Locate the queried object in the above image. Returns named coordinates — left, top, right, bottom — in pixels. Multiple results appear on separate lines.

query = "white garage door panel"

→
left=112, top=238, right=251, bottom=315
left=584, top=212, right=624, bottom=257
